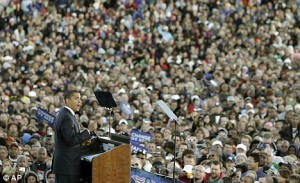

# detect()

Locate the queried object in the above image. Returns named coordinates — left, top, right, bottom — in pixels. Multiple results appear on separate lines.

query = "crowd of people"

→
left=0, top=0, right=300, bottom=182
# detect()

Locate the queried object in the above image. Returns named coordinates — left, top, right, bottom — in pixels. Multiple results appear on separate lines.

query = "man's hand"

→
left=88, top=121, right=97, bottom=132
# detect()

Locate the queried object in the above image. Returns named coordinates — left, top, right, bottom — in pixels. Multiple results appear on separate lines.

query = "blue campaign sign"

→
left=36, top=107, right=56, bottom=127
left=131, top=168, right=183, bottom=183
left=131, top=129, right=152, bottom=143
left=131, top=141, right=148, bottom=154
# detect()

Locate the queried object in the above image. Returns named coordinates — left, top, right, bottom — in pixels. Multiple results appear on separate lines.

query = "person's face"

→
left=18, top=158, right=28, bottom=168
left=27, top=175, right=37, bottom=183
left=225, top=161, right=235, bottom=171
left=147, top=143, right=156, bottom=153
left=9, top=146, right=19, bottom=158
left=259, top=155, right=267, bottom=166
left=136, top=153, right=146, bottom=166
left=224, top=144, right=233, bottom=154
left=119, top=123, right=127, bottom=131
left=241, top=138, right=250, bottom=148
left=30, top=146, right=39, bottom=158
left=179, top=144, right=188, bottom=153
left=37, top=150, right=47, bottom=162
left=44, top=140, right=54, bottom=151
left=208, top=153, right=219, bottom=161
left=47, top=173, right=55, bottom=183
left=65, top=92, right=82, bottom=112
left=292, top=115, right=299, bottom=126
left=155, top=133, right=163, bottom=143
left=193, top=166, right=205, bottom=180
left=184, top=156, right=195, bottom=166
left=210, top=164, right=221, bottom=179
left=280, top=141, right=289, bottom=153
left=289, top=146, right=296, bottom=155
left=236, top=155, right=246, bottom=164
left=247, top=156, right=257, bottom=170
left=131, top=158, right=142, bottom=169
left=214, top=145, right=223, bottom=154
left=0, top=149, right=8, bottom=160
left=163, top=129, right=172, bottom=140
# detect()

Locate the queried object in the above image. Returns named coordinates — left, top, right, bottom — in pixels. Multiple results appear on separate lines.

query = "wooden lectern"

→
left=89, top=144, right=131, bottom=183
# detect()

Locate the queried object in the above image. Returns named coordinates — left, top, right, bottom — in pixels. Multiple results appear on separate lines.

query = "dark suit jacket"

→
left=53, top=107, right=91, bottom=176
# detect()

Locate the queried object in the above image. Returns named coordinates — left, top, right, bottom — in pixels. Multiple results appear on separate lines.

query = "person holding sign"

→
left=52, top=90, right=97, bottom=183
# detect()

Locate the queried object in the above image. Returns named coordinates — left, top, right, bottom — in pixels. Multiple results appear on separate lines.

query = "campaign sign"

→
left=131, top=130, right=152, bottom=143
left=36, top=107, right=56, bottom=127
left=131, top=141, right=148, bottom=154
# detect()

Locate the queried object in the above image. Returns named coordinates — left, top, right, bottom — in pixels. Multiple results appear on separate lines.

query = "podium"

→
left=92, top=144, right=131, bottom=182
left=81, top=138, right=131, bottom=183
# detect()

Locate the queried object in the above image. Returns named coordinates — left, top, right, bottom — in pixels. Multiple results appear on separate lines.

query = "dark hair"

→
left=64, top=90, right=79, bottom=100
left=24, top=171, right=39, bottom=183
left=249, top=152, right=260, bottom=163
left=210, top=160, right=223, bottom=168
left=45, top=170, right=54, bottom=180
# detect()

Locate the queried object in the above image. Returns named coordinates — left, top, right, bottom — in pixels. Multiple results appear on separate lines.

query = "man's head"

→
left=210, top=160, right=222, bottom=179
left=241, top=135, right=252, bottom=150
left=280, top=140, right=290, bottom=154
left=291, top=114, right=299, bottom=127
left=193, top=165, right=205, bottom=181
left=179, top=143, right=189, bottom=153
left=136, top=151, right=146, bottom=166
left=211, top=140, right=223, bottom=154
left=46, top=170, right=55, bottom=183
left=154, top=131, right=163, bottom=145
left=64, top=90, right=81, bottom=112
left=225, top=156, right=236, bottom=171
left=131, top=157, right=142, bottom=169
left=118, top=119, right=128, bottom=132
left=36, top=147, right=47, bottom=163
left=247, top=153, right=260, bottom=171
left=0, top=145, right=8, bottom=160
left=146, top=142, right=156, bottom=154
left=223, top=140, right=234, bottom=155
left=9, top=142, right=19, bottom=159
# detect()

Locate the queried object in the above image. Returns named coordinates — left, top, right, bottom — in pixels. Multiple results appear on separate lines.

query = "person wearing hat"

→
left=52, top=90, right=97, bottom=183
left=225, top=156, right=236, bottom=177
left=118, top=119, right=129, bottom=136
left=258, top=103, right=268, bottom=119
left=8, top=142, right=20, bottom=166
left=236, top=144, right=247, bottom=154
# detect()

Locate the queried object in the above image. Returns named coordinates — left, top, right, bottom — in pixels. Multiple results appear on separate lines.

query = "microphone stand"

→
left=156, top=100, right=178, bottom=183
left=106, top=107, right=113, bottom=139
left=172, top=119, right=177, bottom=183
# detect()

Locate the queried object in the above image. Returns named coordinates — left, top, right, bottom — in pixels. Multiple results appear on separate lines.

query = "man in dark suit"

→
left=53, top=90, right=97, bottom=183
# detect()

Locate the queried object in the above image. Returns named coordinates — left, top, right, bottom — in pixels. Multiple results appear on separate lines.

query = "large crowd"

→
left=0, top=0, right=300, bottom=182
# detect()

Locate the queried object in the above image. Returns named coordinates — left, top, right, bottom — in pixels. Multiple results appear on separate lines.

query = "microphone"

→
left=81, top=122, right=99, bottom=138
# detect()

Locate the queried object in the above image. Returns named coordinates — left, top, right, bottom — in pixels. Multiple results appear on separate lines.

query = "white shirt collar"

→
left=64, top=106, right=75, bottom=116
